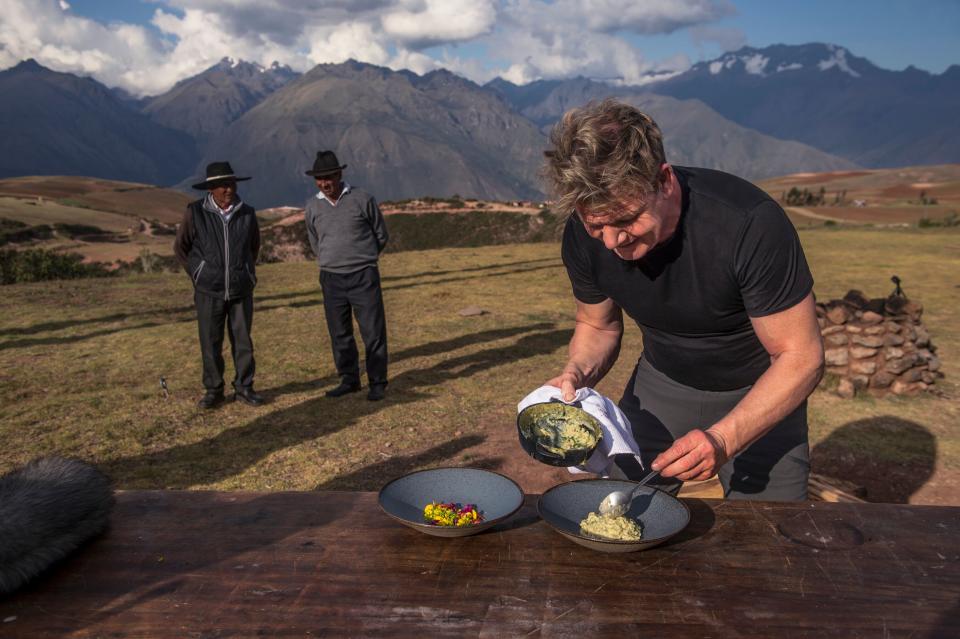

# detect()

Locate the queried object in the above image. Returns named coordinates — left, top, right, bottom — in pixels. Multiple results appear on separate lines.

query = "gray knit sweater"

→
left=304, top=187, right=388, bottom=273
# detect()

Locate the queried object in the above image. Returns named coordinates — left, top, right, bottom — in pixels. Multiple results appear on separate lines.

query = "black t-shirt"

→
left=562, top=166, right=814, bottom=391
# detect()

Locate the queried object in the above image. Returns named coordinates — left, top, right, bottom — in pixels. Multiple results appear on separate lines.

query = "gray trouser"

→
left=612, top=357, right=809, bottom=501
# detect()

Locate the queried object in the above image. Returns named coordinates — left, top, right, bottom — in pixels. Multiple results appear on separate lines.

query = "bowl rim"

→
left=377, top=466, right=525, bottom=530
left=537, top=478, right=691, bottom=546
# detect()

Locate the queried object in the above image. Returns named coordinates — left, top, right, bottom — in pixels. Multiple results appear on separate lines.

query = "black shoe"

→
left=326, top=381, right=361, bottom=398
left=198, top=391, right=224, bottom=409
left=367, top=385, right=386, bottom=401
left=235, top=387, right=264, bottom=407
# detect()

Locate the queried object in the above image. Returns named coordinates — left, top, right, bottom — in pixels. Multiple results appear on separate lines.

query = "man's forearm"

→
left=564, top=319, right=623, bottom=387
left=707, top=348, right=823, bottom=458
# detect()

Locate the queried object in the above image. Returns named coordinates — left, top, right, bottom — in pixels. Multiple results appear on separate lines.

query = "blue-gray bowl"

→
left=538, top=479, right=690, bottom=552
left=378, top=467, right=524, bottom=537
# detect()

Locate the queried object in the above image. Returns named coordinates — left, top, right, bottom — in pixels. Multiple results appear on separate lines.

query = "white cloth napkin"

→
left=517, top=385, right=643, bottom=477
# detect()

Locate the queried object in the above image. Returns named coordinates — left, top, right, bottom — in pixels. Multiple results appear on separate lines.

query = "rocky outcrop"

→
left=816, top=289, right=942, bottom=398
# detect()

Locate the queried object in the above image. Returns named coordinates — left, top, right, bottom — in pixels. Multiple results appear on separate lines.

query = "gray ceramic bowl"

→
left=538, top=479, right=690, bottom=552
left=378, top=467, right=524, bottom=538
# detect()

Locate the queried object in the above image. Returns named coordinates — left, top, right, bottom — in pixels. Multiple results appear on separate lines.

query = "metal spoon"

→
left=597, top=470, right=661, bottom=518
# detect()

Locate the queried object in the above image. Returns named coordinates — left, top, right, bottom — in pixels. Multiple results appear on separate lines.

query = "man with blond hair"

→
left=543, top=99, right=824, bottom=500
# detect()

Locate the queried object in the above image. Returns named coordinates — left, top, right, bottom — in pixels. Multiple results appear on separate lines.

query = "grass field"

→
left=1, top=226, right=958, bottom=503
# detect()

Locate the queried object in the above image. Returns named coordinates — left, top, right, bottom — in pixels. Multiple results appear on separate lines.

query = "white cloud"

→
left=0, top=0, right=170, bottom=92
left=381, top=0, right=497, bottom=49
left=0, top=0, right=732, bottom=94
left=304, top=21, right=391, bottom=66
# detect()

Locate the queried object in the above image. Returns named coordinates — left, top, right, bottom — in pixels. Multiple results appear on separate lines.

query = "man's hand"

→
left=545, top=366, right=586, bottom=402
left=651, top=429, right=730, bottom=481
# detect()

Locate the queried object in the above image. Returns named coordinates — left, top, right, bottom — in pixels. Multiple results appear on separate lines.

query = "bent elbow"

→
left=810, top=342, right=826, bottom=387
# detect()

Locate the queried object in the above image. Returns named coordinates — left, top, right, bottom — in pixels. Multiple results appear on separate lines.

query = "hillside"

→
left=0, top=60, right=196, bottom=186
left=143, top=58, right=299, bottom=141
left=191, top=61, right=549, bottom=205
left=5, top=164, right=958, bottom=266
left=648, top=44, right=960, bottom=167
left=487, top=77, right=859, bottom=180
left=756, top=164, right=960, bottom=226
left=260, top=200, right=563, bottom=262
left=0, top=176, right=192, bottom=263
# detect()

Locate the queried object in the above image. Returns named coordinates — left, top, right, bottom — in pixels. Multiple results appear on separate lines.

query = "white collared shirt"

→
left=207, top=194, right=241, bottom=222
left=317, top=181, right=352, bottom=207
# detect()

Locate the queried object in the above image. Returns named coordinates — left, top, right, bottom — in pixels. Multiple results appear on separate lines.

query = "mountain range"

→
left=143, top=58, right=299, bottom=142
left=193, top=61, right=549, bottom=205
left=648, top=43, right=960, bottom=167
left=1, top=43, right=957, bottom=207
left=0, top=60, right=195, bottom=186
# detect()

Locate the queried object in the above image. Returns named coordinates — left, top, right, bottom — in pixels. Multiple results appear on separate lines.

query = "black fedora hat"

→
left=191, top=161, right=252, bottom=189
left=305, top=150, right=347, bottom=177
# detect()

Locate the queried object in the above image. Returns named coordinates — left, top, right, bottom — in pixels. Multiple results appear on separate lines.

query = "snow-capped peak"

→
left=817, top=45, right=861, bottom=77
left=697, top=44, right=874, bottom=80
left=708, top=53, right=770, bottom=76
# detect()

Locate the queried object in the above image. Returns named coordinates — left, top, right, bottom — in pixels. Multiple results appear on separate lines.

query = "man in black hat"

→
left=174, top=161, right=264, bottom=409
left=304, top=150, right=389, bottom=401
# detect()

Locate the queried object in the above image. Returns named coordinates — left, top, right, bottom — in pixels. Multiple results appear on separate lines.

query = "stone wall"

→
left=816, top=290, right=942, bottom=397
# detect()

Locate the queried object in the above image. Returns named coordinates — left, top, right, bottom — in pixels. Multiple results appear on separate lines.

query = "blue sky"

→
left=3, top=1, right=958, bottom=96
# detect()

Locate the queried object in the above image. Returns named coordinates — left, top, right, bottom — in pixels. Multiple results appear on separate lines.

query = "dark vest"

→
left=185, top=199, right=258, bottom=300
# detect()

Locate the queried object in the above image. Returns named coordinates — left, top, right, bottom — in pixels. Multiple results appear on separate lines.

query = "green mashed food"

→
left=536, top=421, right=595, bottom=452
left=579, top=511, right=643, bottom=541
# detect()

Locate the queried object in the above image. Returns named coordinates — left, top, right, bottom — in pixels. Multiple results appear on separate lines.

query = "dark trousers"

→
left=319, top=266, right=388, bottom=387
left=195, top=291, right=255, bottom=393
left=613, top=356, right=810, bottom=501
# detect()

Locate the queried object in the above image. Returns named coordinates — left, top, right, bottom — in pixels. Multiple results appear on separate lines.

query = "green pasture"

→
left=0, top=227, right=957, bottom=502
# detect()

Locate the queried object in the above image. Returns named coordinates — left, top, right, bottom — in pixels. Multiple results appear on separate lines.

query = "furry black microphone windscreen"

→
left=0, top=457, right=114, bottom=595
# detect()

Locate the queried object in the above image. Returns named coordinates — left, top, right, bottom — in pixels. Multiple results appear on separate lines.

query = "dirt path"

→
left=785, top=206, right=847, bottom=222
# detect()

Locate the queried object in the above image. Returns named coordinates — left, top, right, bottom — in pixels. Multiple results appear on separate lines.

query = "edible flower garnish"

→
left=423, top=502, right=483, bottom=527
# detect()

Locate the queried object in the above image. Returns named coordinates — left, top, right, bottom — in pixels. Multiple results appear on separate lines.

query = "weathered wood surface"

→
left=1, top=491, right=958, bottom=638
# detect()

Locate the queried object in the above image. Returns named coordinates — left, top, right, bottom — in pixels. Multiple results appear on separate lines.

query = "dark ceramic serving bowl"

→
left=517, top=401, right=603, bottom=467
left=538, top=479, right=690, bottom=552
left=378, top=467, right=524, bottom=537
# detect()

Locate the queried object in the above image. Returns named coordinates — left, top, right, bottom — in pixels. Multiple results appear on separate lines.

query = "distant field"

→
left=758, top=164, right=960, bottom=228
left=0, top=176, right=195, bottom=263
left=0, top=196, right=137, bottom=232
left=0, top=175, right=191, bottom=225
left=1, top=228, right=957, bottom=505
left=3, top=168, right=959, bottom=265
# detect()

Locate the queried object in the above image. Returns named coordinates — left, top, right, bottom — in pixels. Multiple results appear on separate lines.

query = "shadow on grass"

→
left=0, top=257, right=561, bottom=339
left=386, top=262, right=559, bottom=293
left=0, top=259, right=561, bottom=349
left=810, top=415, right=936, bottom=504
left=314, top=434, right=492, bottom=490
left=104, top=325, right=572, bottom=488
left=261, top=322, right=553, bottom=401
left=381, top=256, right=559, bottom=283
left=0, top=289, right=319, bottom=340
left=264, top=322, right=554, bottom=400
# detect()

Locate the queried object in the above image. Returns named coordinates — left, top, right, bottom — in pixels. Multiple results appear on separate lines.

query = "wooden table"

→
left=2, top=491, right=958, bottom=638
